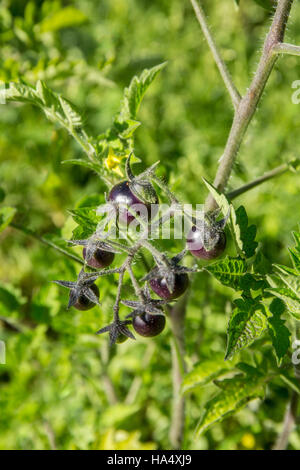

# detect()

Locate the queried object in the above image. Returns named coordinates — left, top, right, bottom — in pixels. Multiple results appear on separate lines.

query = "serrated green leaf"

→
left=267, top=287, right=300, bottom=320
left=35, top=81, right=83, bottom=129
left=203, top=178, right=243, bottom=256
left=267, top=230, right=300, bottom=320
left=0, top=206, right=16, bottom=232
left=235, top=362, right=263, bottom=377
left=36, top=79, right=54, bottom=107
left=267, top=298, right=291, bottom=364
left=235, top=206, right=258, bottom=258
left=196, top=375, right=265, bottom=435
left=113, top=119, right=141, bottom=139
left=181, top=356, right=235, bottom=394
left=275, top=271, right=300, bottom=302
left=4, top=81, right=94, bottom=160
left=119, top=62, right=167, bottom=120
left=292, top=230, right=300, bottom=249
left=206, top=257, right=265, bottom=292
left=253, top=251, right=272, bottom=275
left=69, top=208, right=100, bottom=228
left=59, top=96, right=82, bottom=128
left=225, top=297, right=267, bottom=359
left=205, top=256, right=247, bottom=290
left=289, top=248, right=300, bottom=274
left=4, top=82, right=42, bottom=106
left=70, top=207, right=101, bottom=240
left=274, top=263, right=299, bottom=277
left=267, top=286, right=300, bottom=302
left=202, top=178, right=231, bottom=216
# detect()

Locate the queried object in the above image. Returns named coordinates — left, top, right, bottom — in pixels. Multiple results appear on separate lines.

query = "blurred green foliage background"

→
left=0, top=0, right=300, bottom=450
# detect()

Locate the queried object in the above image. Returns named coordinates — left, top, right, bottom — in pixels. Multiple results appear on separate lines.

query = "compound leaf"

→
left=58, top=96, right=82, bottom=129
left=267, top=298, right=291, bottom=364
left=267, top=229, right=300, bottom=320
left=235, top=206, right=258, bottom=258
left=119, top=62, right=167, bottom=120
left=70, top=207, right=101, bottom=240
left=181, top=356, right=235, bottom=394
left=205, top=256, right=247, bottom=290
left=196, top=374, right=265, bottom=435
left=225, top=297, right=267, bottom=359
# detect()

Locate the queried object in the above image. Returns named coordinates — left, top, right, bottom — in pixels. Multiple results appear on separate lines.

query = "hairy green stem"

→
left=127, top=263, right=145, bottom=301
left=226, top=162, right=291, bottom=200
left=273, top=42, right=300, bottom=56
left=113, top=270, right=125, bottom=322
left=204, top=0, right=294, bottom=211
left=140, top=239, right=169, bottom=266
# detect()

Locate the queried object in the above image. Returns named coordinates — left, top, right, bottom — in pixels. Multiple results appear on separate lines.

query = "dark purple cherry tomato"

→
left=83, top=247, right=115, bottom=269
left=187, top=226, right=226, bottom=260
left=74, top=284, right=99, bottom=311
left=149, top=273, right=189, bottom=301
left=108, top=180, right=158, bottom=224
left=133, top=313, right=166, bottom=337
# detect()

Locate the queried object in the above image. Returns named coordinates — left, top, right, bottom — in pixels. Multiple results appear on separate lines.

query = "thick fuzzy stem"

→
left=205, top=0, right=294, bottom=211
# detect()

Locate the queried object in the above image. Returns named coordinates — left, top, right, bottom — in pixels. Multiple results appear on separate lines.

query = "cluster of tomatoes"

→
left=60, top=173, right=226, bottom=341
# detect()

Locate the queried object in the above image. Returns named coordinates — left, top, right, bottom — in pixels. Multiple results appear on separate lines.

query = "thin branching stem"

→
left=140, top=239, right=169, bottom=266
left=151, top=175, right=179, bottom=204
left=273, top=42, right=300, bottom=56
left=11, top=222, right=85, bottom=266
left=113, top=270, right=124, bottom=322
left=127, top=263, right=145, bottom=301
left=226, top=162, right=292, bottom=200
left=190, top=0, right=241, bottom=109
left=187, top=0, right=297, bottom=451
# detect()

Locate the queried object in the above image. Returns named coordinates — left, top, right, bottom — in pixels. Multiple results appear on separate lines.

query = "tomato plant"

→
left=0, top=0, right=300, bottom=451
